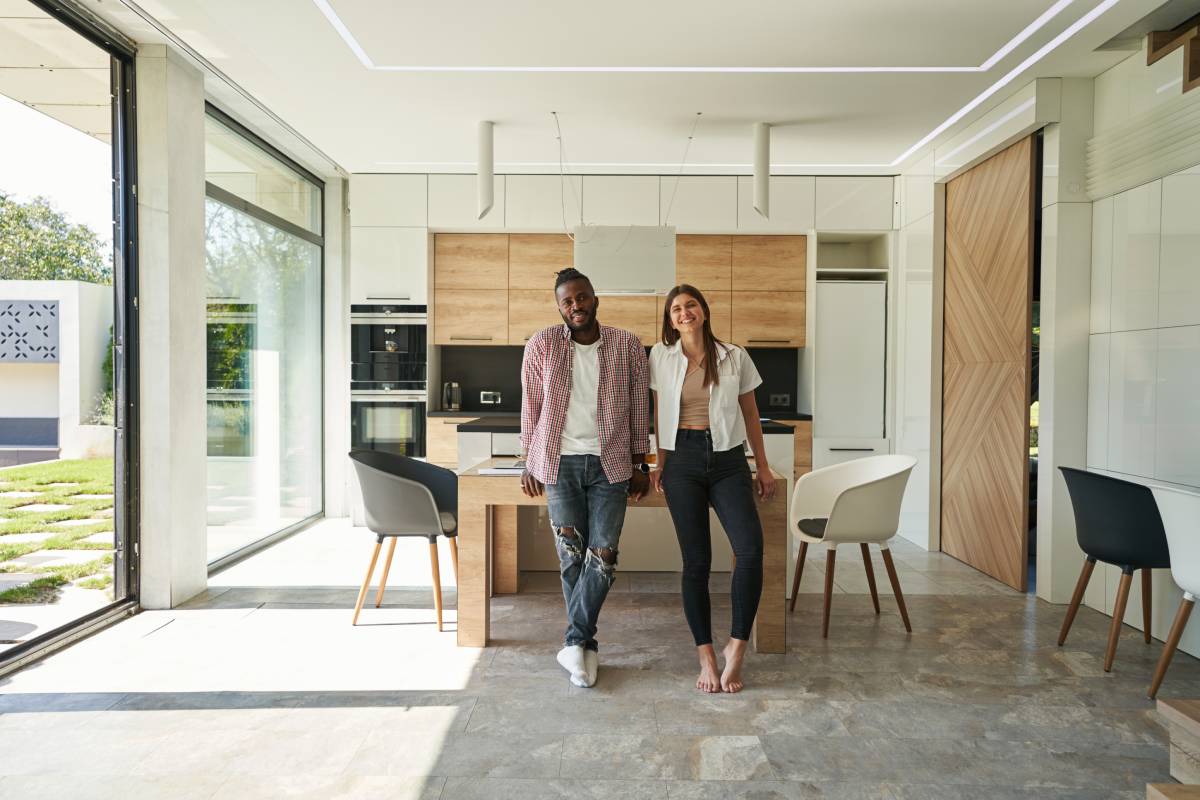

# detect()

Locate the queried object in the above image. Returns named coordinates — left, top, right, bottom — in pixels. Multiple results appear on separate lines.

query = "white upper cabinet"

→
left=1109, top=180, right=1161, bottom=332
left=736, top=176, right=815, bottom=232
left=814, top=176, right=895, bottom=231
left=504, top=174, right=581, bottom=230
left=350, top=227, right=428, bottom=305
left=659, top=176, right=737, bottom=232
left=1090, top=197, right=1113, bottom=334
left=428, top=174, right=506, bottom=230
left=349, top=174, right=427, bottom=227
left=1159, top=168, right=1200, bottom=328
left=582, top=176, right=659, bottom=226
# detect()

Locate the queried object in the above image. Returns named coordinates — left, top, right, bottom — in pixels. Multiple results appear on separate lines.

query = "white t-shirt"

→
left=649, top=341, right=763, bottom=452
left=560, top=338, right=602, bottom=455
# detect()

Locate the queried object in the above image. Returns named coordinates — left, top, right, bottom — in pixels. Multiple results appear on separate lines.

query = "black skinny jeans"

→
left=661, top=429, right=764, bottom=645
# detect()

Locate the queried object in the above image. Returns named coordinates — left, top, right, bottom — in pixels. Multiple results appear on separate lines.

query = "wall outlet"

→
left=769, top=393, right=791, bottom=407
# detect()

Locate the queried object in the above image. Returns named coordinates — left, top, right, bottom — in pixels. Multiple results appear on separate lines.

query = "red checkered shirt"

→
left=521, top=323, right=650, bottom=485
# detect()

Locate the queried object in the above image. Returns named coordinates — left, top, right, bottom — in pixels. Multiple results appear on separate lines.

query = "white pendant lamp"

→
left=478, top=120, right=494, bottom=220
left=753, top=122, right=770, bottom=219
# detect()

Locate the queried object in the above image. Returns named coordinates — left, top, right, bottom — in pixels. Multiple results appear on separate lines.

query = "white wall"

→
left=0, top=364, right=57, bottom=417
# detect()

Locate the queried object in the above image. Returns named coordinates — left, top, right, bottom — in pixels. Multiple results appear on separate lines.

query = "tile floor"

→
left=0, top=518, right=1197, bottom=799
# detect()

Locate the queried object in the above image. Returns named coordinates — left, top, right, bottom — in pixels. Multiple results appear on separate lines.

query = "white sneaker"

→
left=556, top=645, right=586, bottom=683
left=577, top=649, right=598, bottom=688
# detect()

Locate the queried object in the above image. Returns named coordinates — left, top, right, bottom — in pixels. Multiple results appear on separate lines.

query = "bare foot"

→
left=721, top=638, right=748, bottom=693
left=695, top=644, right=722, bottom=693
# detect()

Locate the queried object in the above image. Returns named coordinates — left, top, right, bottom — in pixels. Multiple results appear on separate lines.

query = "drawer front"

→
left=731, top=291, right=806, bottom=347
left=675, top=234, right=732, bottom=291
left=509, top=290, right=563, bottom=344
left=434, top=290, right=508, bottom=345
left=732, top=235, right=806, bottom=292
left=599, top=295, right=658, bottom=345
left=434, top=234, right=508, bottom=289
left=427, top=416, right=473, bottom=466
left=509, top=234, right=574, bottom=289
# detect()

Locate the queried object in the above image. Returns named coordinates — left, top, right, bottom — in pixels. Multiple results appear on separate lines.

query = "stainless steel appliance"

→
left=350, top=305, right=427, bottom=392
left=442, top=382, right=461, bottom=411
left=350, top=390, right=427, bottom=458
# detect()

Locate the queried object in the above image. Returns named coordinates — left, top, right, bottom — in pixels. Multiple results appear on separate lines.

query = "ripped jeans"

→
left=545, top=454, right=629, bottom=652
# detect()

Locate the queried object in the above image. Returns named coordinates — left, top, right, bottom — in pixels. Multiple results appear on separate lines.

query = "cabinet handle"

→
left=829, top=447, right=875, bottom=452
left=748, top=339, right=793, bottom=344
left=367, top=295, right=411, bottom=300
left=450, top=335, right=493, bottom=341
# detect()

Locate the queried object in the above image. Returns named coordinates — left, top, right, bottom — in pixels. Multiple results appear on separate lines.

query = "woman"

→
left=649, top=284, right=775, bottom=693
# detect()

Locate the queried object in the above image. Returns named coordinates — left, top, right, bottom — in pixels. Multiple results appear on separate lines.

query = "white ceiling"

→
left=100, top=0, right=1178, bottom=174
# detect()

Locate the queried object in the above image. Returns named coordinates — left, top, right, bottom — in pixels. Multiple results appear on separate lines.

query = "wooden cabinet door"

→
left=731, top=291, right=806, bottom=347
left=658, top=290, right=732, bottom=342
left=427, top=416, right=473, bottom=467
left=776, top=420, right=813, bottom=478
left=509, top=234, right=573, bottom=289
left=434, top=234, right=508, bottom=289
left=675, top=235, right=731, bottom=291
left=732, top=235, right=806, bottom=292
left=434, top=290, right=508, bottom=345
left=599, top=295, right=658, bottom=345
left=508, top=290, right=563, bottom=344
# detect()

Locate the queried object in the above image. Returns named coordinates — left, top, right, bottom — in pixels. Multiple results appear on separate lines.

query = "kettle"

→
left=442, top=381, right=462, bottom=412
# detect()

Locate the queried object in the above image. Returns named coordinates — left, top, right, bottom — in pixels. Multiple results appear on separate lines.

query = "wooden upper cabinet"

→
left=434, top=234, right=508, bottom=289
left=508, top=290, right=563, bottom=344
left=675, top=235, right=732, bottom=291
left=509, top=234, right=574, bottom=290
left=658, top=290, right=732, bottom=342
left=599, top=295, right=658, bottom=345
left=731, top=235, right=806, bottom=292
left=731, top=291, right=806, bottom=347
left=433, top=290, right=508, bottom=345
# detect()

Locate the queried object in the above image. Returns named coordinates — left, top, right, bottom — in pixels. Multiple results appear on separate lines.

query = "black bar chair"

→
left=349, top=450, right=459, bottom=630
left=1058, top=467, right=1171, bottom=672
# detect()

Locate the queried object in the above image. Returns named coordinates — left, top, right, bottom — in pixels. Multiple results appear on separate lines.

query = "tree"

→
left=0, top=192, right=111, bottom=284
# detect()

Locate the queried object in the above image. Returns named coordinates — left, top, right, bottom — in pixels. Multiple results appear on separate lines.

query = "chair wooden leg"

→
left=880, top=547, right=912, bottom=633
left=789, top=541, right=808, bottom=613
left=449, top=536, right=459, bottom=584
left=352, top=540, right=383, bottom=626
left=1058, top=557, right=1096, bottom=646
left=822, top=546, right=836, bottom=639
left=1142, top=569, right=1153, bottom=644
left=861, top=543, right=880, bottom=614
left=1149, top=596, right=1195, bottom=699
left=429, top=539, right=444, bottom=632
left=1105, top=570, right=1134, bottom=672
left=374, top=537, right=398, bottom=608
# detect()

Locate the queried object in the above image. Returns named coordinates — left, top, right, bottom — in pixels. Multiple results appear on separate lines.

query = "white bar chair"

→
left=788, top=454, right=918, bottom=638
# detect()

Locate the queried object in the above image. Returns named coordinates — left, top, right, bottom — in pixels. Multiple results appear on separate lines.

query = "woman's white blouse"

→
left=649, top=341, right=763, bottom=452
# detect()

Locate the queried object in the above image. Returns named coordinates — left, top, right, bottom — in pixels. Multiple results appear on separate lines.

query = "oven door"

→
left=350, top=393, right=427, bottom=458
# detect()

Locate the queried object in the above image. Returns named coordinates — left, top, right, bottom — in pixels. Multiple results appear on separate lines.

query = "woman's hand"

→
left=649, top=468, right=665, bottom=494
left=754, top=466, right=776, bottom=501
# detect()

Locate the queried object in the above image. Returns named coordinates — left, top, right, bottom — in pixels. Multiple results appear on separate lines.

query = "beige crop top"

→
left=678, top=367, right=710, bottom=428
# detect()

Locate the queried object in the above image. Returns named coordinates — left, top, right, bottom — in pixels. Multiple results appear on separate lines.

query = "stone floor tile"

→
left=467, top=693, right=658, bottom=734
left=211, top=775, right=445, bottom=799
left=561, top=734, right=775, bottom=781
left=441, top=777, right=669, bottom=800
left=665, top=780, right=890, bottom=799
left=344, top=731, right=563, bottom=778
left=0, top=773, right=225, bottom=800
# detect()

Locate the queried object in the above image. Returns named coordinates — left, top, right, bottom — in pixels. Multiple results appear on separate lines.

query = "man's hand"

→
left=628, top=470, right=650, bottom=502
left=520, top=470, right=544, bottom=498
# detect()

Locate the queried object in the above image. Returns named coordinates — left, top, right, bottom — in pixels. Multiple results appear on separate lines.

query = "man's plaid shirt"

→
left=520, top=323, right=650, bottom=485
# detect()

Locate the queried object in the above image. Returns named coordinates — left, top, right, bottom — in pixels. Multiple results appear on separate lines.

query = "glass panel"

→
left=204, top=115, right=322, bottom=236
left=204, top=195, right=323, bottom=562
left=0, top=0, right=122, bottom=653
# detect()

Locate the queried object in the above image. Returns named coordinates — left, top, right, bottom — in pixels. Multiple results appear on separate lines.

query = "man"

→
left=520, top=267, right=651, bottom=688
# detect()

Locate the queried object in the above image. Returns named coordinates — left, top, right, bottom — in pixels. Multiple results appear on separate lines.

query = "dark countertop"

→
left=762, top=412, right=813, bottom=421
left=429, top=409, right=520, bottom=418
left=457, top=416, right=798, bottom=435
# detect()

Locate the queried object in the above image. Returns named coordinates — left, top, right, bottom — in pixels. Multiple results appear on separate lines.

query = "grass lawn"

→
left=0, top=458, right=115, bottom=603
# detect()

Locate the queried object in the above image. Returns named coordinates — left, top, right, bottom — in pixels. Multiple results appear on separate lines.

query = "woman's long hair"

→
left=661, top=284, right=722, bottom=387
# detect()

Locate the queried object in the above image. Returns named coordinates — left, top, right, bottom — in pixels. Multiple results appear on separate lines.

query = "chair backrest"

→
left=1058, top=467, right=1170, bottom=570
left=790, top=455, right=916, bottom=543
left=349, top=450, right=454, bottom=537
left=1151, top=486, right=1200, bottom=596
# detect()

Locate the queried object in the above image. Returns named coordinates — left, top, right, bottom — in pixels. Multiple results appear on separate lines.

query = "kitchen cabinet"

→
left=815, top=280, right=885, bottom=438
left=658, top=290, right=732, bottom=342
left=598, top=295, right=658, bottom=344
left=350, top=226, right=428, bottom=305
left=675, top=234, right=731, bottom=291
left=736, top=176, right=815, bottom=232
left=505, top=175, right=581, bottom=230
left=433, top=290, right=507, bottom=345
left=813, top=437, right=890, bottom=469
left=428, top=174, right=506, bottom=230
left=350, top=174, right=426, bottom=227
left=732, top=235, right=806, bottom=292
left=508, top=289, right=562, bottom=344
left=508, top=234, right=573, bottom=289
left=731, top=291, right=806, bottom=347
left=659, top=176, right=737, bottom=232
left=427, top=415, right=474, bottom=468
left=776, top=420, right=813, bottom=479
left=582, top=175, right=659, bottom=226
left=434, top=234, right=508, bottom=289
left=815, top=177, right=895, bottom=231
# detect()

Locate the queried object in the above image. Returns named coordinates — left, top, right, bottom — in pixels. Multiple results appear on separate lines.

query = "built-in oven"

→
left=350, top=304, right=427, bottom=393
left=350, top=390, right=427, bottom=458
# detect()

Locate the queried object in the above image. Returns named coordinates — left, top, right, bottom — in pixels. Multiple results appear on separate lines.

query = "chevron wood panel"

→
left=941, top=136, right=1034, bottom=592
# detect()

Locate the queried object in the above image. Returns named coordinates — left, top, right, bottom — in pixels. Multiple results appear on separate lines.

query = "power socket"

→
left=769, top=393, right=791, bottom=408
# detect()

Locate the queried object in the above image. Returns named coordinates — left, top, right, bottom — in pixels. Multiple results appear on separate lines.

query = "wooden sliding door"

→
left=940, top=136, right=1036, bottom=592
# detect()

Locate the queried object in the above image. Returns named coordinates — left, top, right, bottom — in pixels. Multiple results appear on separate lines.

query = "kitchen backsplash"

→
left=747, top=347, right=800, bottom=415
left=440, top=346, right=524, bottom=412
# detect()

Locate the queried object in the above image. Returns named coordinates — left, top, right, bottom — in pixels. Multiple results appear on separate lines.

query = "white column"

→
left=323, top=176, right=350, bottom=517
left=135, top=44, right=208, bottom=608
